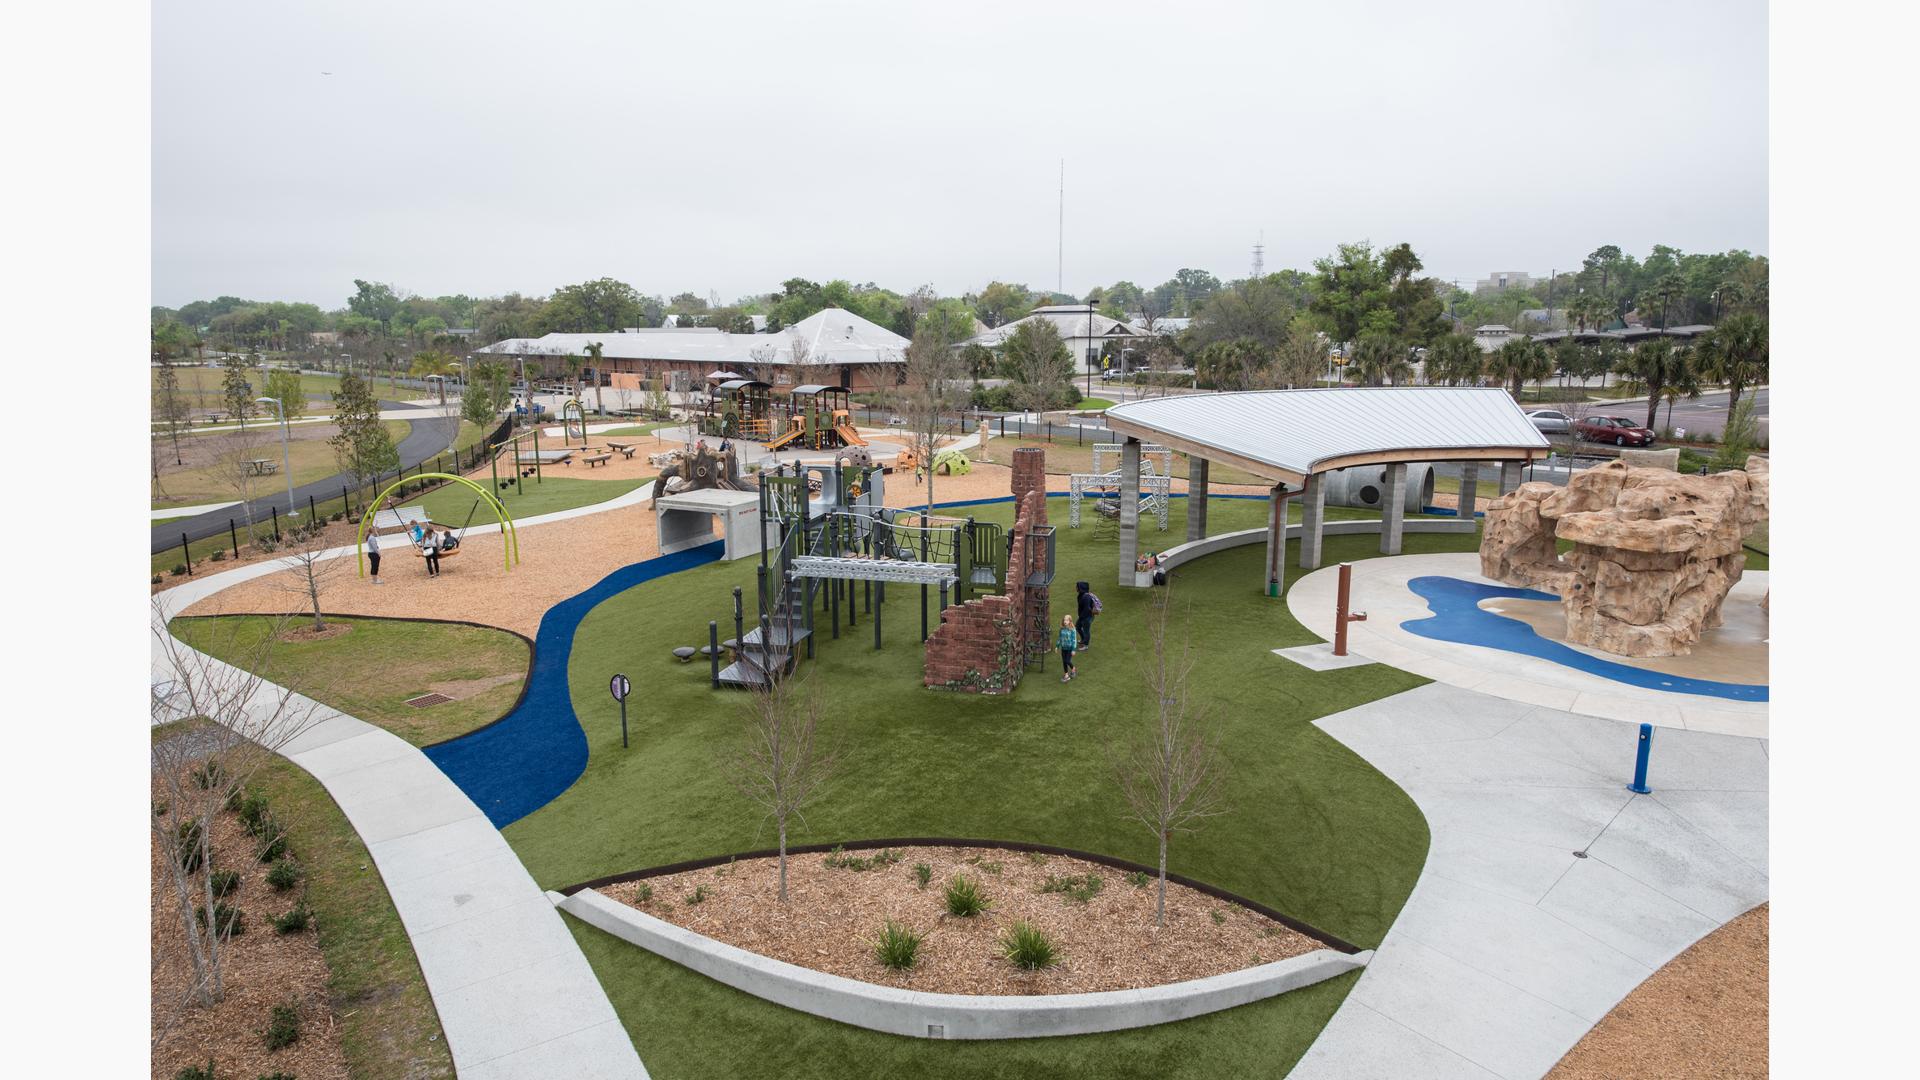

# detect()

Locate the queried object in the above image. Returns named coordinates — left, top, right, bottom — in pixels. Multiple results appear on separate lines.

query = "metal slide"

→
left=833, top=422, right=868, bottom=447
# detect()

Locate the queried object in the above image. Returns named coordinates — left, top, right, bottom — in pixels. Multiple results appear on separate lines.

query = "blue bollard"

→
left=1628, top=722, right=1654, bottom=794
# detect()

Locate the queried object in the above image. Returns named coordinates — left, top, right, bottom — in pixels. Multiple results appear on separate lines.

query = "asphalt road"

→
left=151, top=401, right=455, bottom=556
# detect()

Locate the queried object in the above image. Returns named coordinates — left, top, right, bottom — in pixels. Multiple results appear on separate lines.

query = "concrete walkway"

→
left=1287, top=683, right=1768, bottom=1080
left=153, top=540, right=649, bottom=1078
left=152, top=501, right=240, bottom=520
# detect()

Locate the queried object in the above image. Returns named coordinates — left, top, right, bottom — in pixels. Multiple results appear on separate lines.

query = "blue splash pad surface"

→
left=423, top=540, right=725, bottom=827
left=1399, top=575, right=1768, bottom=703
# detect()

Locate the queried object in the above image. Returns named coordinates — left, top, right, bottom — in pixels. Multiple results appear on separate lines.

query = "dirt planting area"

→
left=602, top=844, right=1321, bottom=996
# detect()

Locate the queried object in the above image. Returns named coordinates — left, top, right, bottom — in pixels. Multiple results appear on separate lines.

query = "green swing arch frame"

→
left=356, top=473, right=520, bottom=577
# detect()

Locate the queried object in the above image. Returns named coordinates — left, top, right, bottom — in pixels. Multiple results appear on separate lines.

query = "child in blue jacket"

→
left=1058, top=615, right=1078, bottom=682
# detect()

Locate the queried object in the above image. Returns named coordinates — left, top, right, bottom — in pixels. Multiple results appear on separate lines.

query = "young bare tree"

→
left=150, top=611, right=319, bottom=1030
left=896, top=326, right=966, bottom=511
left=154, top=358, right=193, bottom=467
left=214, top=424, right=271, bottom=542
left=1113, top=585, right=1228, bottom=926
left=720, top=671, right=838, bottom=902
left=269, top=521, right=350, bottom=631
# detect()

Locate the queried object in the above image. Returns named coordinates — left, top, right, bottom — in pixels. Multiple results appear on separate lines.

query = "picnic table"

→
left=244, top=458, right=279, bottom=476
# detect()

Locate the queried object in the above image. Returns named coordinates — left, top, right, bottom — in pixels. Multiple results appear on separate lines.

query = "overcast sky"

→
left=151, top=0, right=1767, bottom=310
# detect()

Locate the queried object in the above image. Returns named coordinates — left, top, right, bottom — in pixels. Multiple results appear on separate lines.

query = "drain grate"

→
left=405, top=693, right=453, bottom=709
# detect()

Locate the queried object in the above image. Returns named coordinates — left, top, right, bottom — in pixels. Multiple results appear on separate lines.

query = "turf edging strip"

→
left=555, top=885, right=1369, bottom=1040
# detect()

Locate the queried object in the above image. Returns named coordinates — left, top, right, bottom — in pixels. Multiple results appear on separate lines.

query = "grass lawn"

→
left=599, top=422, right=672, bottom=437
left=151, top=718, right=455, bottom=1079
left=504, top=495, right=1463, bottom=1077
left=426, top=474, right=653, bottom=522
left=154, top=367, right=350, bottom=408
left=171, top=615, right=529, bottom=746
left=1074, top=397, right=1117, bottom=410
left=985, top=437, right=1272, bottom=487
left=152, top=419, right=412, bottom=509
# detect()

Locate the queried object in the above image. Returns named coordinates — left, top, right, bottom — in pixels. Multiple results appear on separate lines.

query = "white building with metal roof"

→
left=961, top=304, right=1146, bottom=372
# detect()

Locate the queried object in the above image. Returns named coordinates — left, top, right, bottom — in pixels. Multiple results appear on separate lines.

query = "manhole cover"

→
left=405, top=693, right=453, bottom=709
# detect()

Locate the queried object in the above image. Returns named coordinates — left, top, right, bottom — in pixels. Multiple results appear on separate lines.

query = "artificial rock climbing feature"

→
left=1479, top=456, right=1770, bottom=657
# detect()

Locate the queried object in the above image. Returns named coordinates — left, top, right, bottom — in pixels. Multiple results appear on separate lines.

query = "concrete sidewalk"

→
left=153, top=524, right=650, bottom=1078
left=1288, top=683, right=1768, bottom=1079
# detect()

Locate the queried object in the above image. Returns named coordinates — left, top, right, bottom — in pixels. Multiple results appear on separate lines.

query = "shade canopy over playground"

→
left=1100, top=387, right=1550, bottom=594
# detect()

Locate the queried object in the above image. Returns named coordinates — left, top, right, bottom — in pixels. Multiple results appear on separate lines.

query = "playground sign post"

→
left=609, top=673, right=631, bottom=749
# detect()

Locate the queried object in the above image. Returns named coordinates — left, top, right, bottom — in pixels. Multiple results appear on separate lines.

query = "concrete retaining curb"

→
left=1137, top=518, right=1477, bottom=586
left=555, top=888, right=1369, bottom=1040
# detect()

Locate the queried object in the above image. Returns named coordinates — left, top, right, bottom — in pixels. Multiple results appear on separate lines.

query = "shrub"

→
left=263, top=1003, right=300, bottom=1050
left=870, top=920, right=924, bottom=971
left=685, top=885, right=710, bottom=906
left=224, top=786, right=245, bottom=812
left=825, top=846, right=902, bottom=872
left=152, top=575, right=164, bottom=585
left=191, top=760, right=225, bottom=789
left=256, top=827, right=288, bottom=864
left=174, top=1061, right=216, bottom=1080
left=265, top=858, right=302, bottom=892
left=1039, top=872, right=1105, bottom=905
left=255, top=538, right=278, bottom=554
left=171, top=564, right=189, bottom=577
left=210, top=869, right=241, bottom=898
left=196, top=902, right=245, bottom=938
left=210, top=549, right=227, bottom=562
left=1126, top=871, right=1150, bottom=888
left=154, top=800, right=169, bottom=818
left=912, top=863, right=932, bottom=889
left=999, top=921, right=1059, bottom=970
left=176, top=820, right=206, bottom=872
left=1211, top=910, right=1227, bottom=926
left=943, top=876, right=988, bottom=917
left=239, top=794, right=272, bottom=834
left=273, top=904, right=311, bottom=935
left=632, top=882, right=653, bottom=903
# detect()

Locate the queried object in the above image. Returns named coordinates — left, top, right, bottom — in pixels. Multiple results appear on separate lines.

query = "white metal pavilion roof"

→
left=1104, top=387, right=1550, bottom=484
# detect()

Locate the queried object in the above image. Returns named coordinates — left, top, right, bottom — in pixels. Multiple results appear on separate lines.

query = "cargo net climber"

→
left=1068, top=442, right=1172, bottom=531
left=703, top=459, right=1011, bottom=690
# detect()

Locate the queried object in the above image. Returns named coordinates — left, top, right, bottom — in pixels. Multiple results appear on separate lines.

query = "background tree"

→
left=1113, top=585, right=1227, bottom=927
left=1310, top=241, right=1393, bottom=348
left=1184, top=277, right=1294, bottom=351
left=1617, top=339, right=1689, bottom=430
left=998, top=320, right=1074, bottom=414
left=583, top=341, right=607, bottom=414
left=896, top=324, right=966, bottom=511
left=261, top=369, right=306, bottom=422
left=1195, top=338, right=1268, bottom=391
left=536, top=277, right=647, bottom=333
left=1489, top=335, right=1551, bottom=399
left=1272, top=317, right=1330, bottom=388
left=348, top=279, right=403, bottom=332
left=1346, top=334, right=1412, bottom=387
left=219, top=354, right=258, bottom=423
left=1424, top=334, right=1485, bottom=387
left=328, top=372, right=399, bottom=493
left=971, top=281, right=1034, bottom=328
left=721, top=673, right=837, bottom=903
left=154, top=359, right=193, bottom=466
left=1696, top=314, right=1769, bottom=428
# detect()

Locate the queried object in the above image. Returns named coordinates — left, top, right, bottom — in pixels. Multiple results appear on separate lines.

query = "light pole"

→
left=254, top=396, right=297, bottom=518
left=1085, top=302, right=1096, bottom=397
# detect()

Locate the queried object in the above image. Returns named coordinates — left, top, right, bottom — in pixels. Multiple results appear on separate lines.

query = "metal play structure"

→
left=765, top=384, right=867, bottom=452
left=1068, top=443, right=1172, bottom=530
left=706, top=458, right=1014, bottom=690
left=698, top=379, right=777, bottom=441
left=355, top=473, right=519, bottom=575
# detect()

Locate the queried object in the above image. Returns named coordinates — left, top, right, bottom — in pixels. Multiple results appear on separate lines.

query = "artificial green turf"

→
left=566, top=915, right=1361, bottom=1080
left=416, top=474, right=652, bottom=523
left=500, top=496, right=1472, bottom=1078
left=599, top=422, right=672, bottom=437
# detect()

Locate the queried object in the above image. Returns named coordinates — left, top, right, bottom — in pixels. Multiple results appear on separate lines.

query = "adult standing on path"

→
left=367, top=526, right=382, bottom=583
left=1075, top=580, right=1097, bottom=651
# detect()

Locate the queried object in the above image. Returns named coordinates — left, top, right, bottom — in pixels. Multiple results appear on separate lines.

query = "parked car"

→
left=1526, top=409, right=1572, bottom=434
left=1577, top=415, right=1656, bottom=447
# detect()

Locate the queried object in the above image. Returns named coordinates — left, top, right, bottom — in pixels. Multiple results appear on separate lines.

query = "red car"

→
left=1577, top=415, right=1656, bottom=447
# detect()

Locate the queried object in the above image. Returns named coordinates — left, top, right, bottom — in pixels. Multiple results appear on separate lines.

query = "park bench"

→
left=607, top=441, right=636, bottom=458
left=584, top=453, right=612, bottom=468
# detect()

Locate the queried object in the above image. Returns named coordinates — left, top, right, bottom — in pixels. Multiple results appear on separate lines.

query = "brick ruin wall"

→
left=924, top=449, right=1049, bottom=693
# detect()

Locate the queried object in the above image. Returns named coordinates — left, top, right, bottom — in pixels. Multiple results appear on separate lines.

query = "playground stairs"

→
left=716, top=578, right=811, bottom=689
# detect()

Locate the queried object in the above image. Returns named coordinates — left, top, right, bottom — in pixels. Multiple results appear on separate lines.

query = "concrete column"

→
left=1117, top=437, right=1141, bottom=587
left=1380, top=462, right=1407, bottom=555
left=1500, top=460, right=1524, bottom=494
left=1299, top=473, right=1326, bottom=570
left=1186, top=457, right=1210, bottom=542
left=1458, top=462, right=1480, bottom=522
left=1263, top=484, right=1288, bottom=598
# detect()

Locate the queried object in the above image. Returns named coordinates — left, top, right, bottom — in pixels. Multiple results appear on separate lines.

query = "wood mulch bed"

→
left=602, top=844, right=1320, bottom=996
left=151, top=769, right=349, bottom=1080
left=1547, top=903, right=1768, bottom=1080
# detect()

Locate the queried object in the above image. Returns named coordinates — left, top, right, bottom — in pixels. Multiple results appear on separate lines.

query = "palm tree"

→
left=1347, top=334, right=1412, bottom=387
left=1424, top=335, right=1484, bottom=386
left=1619, top=339, right=1688, bottom=431
left=561, top=353, right=586, bottom=410
left=583, top=341, right=607, bottom=415
left=1488, top=335, right=1550, bottom=400
left=1695, top=314, right=1768, bottom=429
left=1647, top=273, right=1686, bottom=330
